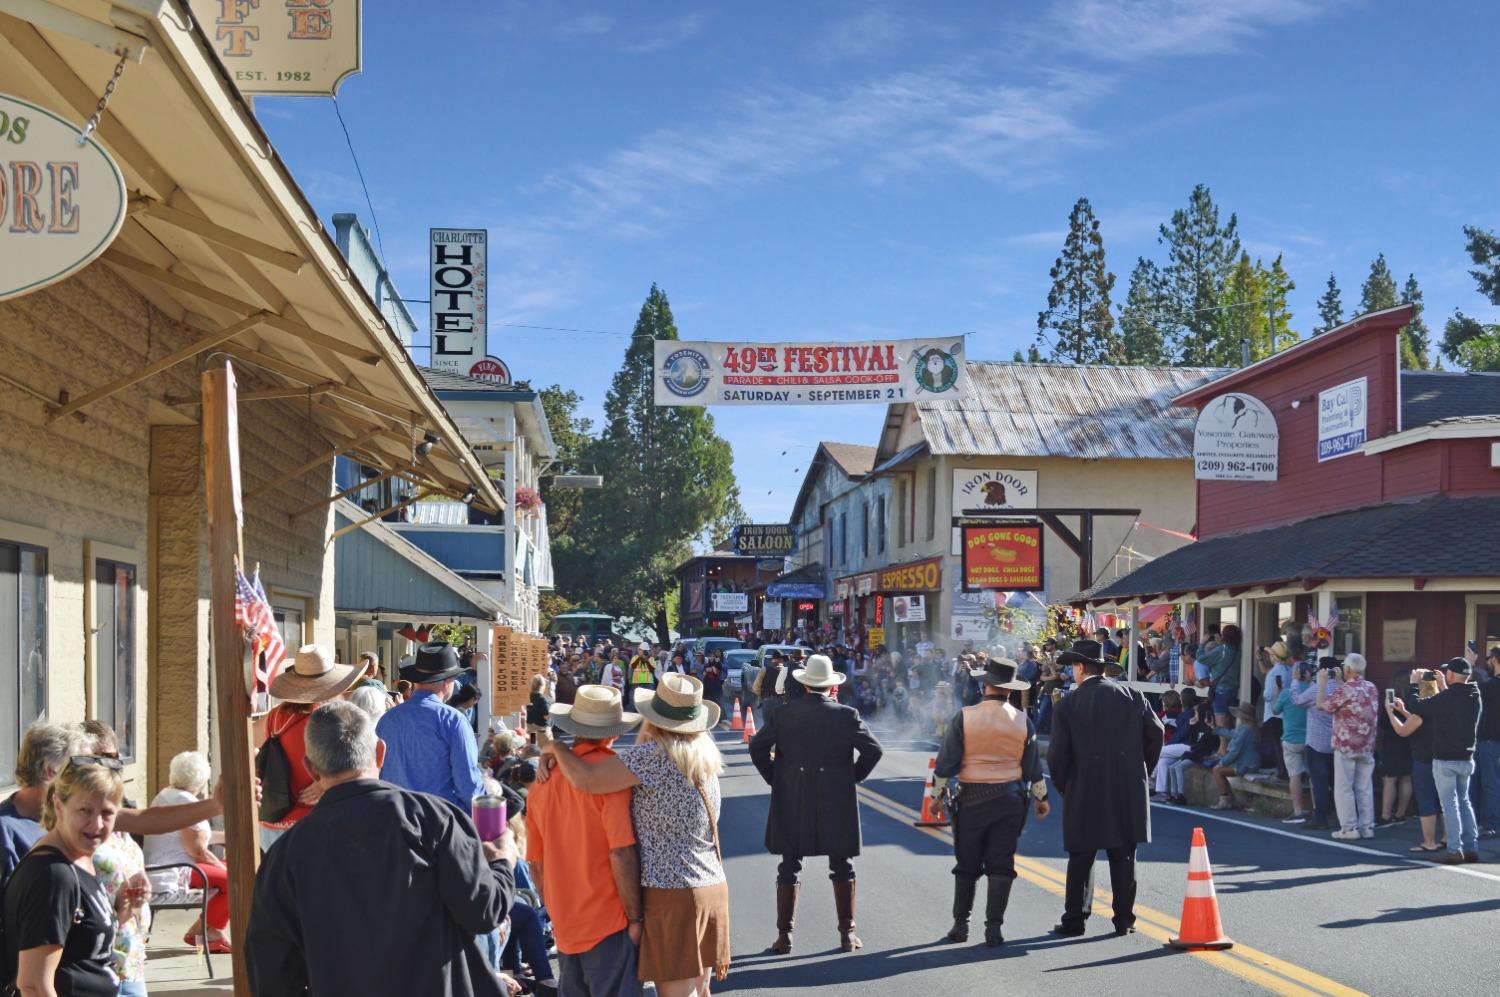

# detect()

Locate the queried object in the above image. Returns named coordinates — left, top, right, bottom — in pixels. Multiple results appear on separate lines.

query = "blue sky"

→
left=257, top=0, right=1500, bottom=523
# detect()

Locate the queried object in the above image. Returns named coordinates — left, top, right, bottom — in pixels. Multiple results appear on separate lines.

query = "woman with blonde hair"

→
left=525, top=674, right=553, bottom=741
left=543, top=673, right=730, bottom=996
left=2, top=755, right=126, bottom=996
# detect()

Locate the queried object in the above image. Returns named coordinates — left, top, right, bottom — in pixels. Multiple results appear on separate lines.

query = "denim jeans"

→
left=1474, top=740, right=1500, bottom=829
left=1168, top=757, right=1201, bottom=798
left=1432, top=758, right=1479, bottom=853
left=1305, top=746, right=1335, bottom=823
left=1332, top=752, right=1374, bottom=832
left=118, top=980, right=148, bottom=997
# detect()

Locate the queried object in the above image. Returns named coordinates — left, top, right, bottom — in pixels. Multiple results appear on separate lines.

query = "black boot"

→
left=833, top=880, right=862, bottom=951
left=984, top=876, right=1014, bottom=947
left=768, top=883, right=798, bottom=954
left=945, top=878, right=977, bottom=943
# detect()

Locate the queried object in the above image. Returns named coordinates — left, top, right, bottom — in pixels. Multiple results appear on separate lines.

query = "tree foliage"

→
left=1158, top=184, right=1241, bottom=365
left=526, top=384, right=594, bottom=540
left=1036, top=197, right=1120, bottom=363
left=1399, top=274, right=1432, bottom=370
left=1358, top=253, right=1400, bottom=315
left=1314, top=273, right=1344, bottom=334
left=1463, top=225, right=1500, bottom=305
left=1213, top=252, right=1297, bottom=365
left=1119, top=257, right=1170, bottom=364
left=555, top=285, right=742, bottom=643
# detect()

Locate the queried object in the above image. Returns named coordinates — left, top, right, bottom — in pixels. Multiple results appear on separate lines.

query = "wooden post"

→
left=202, top=362, right=258, bottom=997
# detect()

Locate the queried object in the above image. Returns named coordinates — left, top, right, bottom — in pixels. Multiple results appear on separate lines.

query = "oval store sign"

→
left=0, top=95, right=127, bottom=302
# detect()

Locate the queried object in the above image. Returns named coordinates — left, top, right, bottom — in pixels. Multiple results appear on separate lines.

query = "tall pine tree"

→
left=556, top=284, right=743, bottom=641
left=1314, top=273, right=1344, bottom=334
left=1119, top=257, right=1169, bottom=364
left=1399, top=274, right=1432, bottom=369
left=1036, top=197, right=1120, bottom=363
left=1212, top=253, right=1299, bottom=365
left=1158, top=184, right=1241, bottom=365
left=1358, top=254, right=1400, bottom=315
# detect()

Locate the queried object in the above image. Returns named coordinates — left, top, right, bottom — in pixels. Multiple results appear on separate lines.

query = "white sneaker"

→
left=1210, top=797, right=1236, bottom=811
left=1359, top=828, right=1374, bottom=839
left=1331, top=829, right=1361, bottom=841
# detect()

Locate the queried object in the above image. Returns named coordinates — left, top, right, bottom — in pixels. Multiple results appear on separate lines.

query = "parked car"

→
left=724, top=648, right=759, bottom=706
left=690, top=636, right=744, bottom=669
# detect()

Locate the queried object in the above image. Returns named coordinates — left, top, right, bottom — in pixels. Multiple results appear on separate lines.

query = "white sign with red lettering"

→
left=653, top=338, right=969, bottom=406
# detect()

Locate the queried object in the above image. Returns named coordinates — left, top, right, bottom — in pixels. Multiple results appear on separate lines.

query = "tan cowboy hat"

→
left=270, top=645, right=363, bottom=703
left=792, top=654, right=847, bottom=688
left=970, top=656, right=1030, bottom=691
left=550, top=685, right=643, bottom=739
left=1267, top=641, right=1290, bottom=662
left=634, top=673, right=720, bottom=733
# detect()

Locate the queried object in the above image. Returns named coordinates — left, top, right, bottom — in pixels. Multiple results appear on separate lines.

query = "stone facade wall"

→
left=0, top=264, right=336, bottom=797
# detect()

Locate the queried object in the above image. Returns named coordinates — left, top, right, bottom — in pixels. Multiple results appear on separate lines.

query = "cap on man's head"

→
left=1444, top=656, right=1472, bottom=676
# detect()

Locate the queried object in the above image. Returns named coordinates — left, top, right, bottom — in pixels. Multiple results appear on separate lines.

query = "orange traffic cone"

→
left=730, top=697, right=744, bottom=731
left=1168, top=827, right=1233, bottom=950
left=914, top=756, right=950, bottom=827
left=742, top=706, right=757, bottom=744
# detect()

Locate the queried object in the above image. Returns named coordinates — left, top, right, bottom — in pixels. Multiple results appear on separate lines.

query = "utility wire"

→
left=331, top=95, right=387, bottom=262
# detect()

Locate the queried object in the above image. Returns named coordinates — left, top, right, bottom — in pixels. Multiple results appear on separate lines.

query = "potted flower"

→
left=514, top=485, right=542, bottom=515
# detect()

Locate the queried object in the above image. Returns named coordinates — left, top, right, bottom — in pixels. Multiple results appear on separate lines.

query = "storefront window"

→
left=93, top=559, right=136, bottom=762
left=1334, top=595, right=1364, bottom=656
left=876, top=496, right=887, bottom=554
left=1, top=542, right=47, bottom=786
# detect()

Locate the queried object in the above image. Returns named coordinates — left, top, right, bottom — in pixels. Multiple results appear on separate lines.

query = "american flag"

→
left=235, top=566, right=287, bottom=693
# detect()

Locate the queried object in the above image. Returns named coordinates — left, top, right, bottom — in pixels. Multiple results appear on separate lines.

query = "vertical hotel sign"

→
left=192, top=0, right=363, bottom=96
left=429, top=229, right=487, bottom=374
left=0, top=95, right=127, bottom=302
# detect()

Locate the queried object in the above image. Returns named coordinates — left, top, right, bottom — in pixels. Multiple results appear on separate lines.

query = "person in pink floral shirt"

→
left=1318, top=653, right=1379, bottom=840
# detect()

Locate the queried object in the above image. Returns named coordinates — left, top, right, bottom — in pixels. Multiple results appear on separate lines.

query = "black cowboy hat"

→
left=400, top=641, right=472, bottom=684
left=1057, top=639, right=1107, bottom=667
left=969, top=656, right=1031, bottom=691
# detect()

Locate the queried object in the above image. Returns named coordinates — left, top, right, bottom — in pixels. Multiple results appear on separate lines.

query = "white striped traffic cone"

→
left=1168, top=826, right=1233, bottom=950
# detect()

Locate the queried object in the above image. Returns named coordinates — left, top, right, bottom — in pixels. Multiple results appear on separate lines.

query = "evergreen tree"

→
left=1263, top=254, right=1299, bottom=352
left=1158, top=184, right=1241, bottom=365
left=1463, top=225, right=1500, bottom=304
left=1211, top=253, right=1297, bottom=365
left=1036, top=197, right=1120, bottom=363
left=1314, top=272, right=1344, bottom=334
left=531, top=384, right=594, bottom=539
left=556, top=284, right=742, bottom=641
left=1358, top=253, right=1400, bottom=316
left=1399, top=274, right=1432, bottom=370
left=1119, top=257, right=1169, bottom=364
left=1442, top=311, right=1500, bottom=372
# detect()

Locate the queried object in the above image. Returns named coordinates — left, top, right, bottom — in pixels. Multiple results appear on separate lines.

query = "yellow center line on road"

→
left=855, top=785, right=1367, bottom=997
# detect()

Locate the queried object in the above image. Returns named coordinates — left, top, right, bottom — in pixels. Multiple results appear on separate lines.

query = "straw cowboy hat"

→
left=634, top=673, right=721, bottom=733
left=793, top=654, right=846, bottom=688
left=270, top=645, right=362, bottom=703
left=1267, top=641, right=1290, bottom=662
left=970, top=656, right=1031, bottom=691
left=550, top=685, right=643, bottom=739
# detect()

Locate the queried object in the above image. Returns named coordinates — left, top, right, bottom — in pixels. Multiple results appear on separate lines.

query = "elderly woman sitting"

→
left=143, top=751, right=233, bottom=953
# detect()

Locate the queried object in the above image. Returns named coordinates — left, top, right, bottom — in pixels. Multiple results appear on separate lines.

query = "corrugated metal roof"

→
left=821, top=442, right=878, bottom=477
left=915, top=362, right=1227, bottom=459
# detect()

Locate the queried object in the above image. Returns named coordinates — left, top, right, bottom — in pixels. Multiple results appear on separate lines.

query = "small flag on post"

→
left=235, top=565, right=287, bottom=695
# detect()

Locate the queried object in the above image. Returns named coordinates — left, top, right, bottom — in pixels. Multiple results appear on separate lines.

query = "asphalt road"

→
left=708, top=724, right=1500, bottom=996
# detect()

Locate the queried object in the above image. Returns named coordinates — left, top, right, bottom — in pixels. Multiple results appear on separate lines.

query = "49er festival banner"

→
left=654, top=338, right=969, bottom=406
left=961, top=524, right=1044, bottom=592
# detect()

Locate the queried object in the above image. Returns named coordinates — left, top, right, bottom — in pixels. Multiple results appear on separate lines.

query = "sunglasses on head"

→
left=67, top=754, right=124, bottom=772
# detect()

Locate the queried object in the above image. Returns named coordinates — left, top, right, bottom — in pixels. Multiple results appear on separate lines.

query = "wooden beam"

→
left=244, top=428, right=385, bottom=501
left=216, top=342, right=418, bottom=423
left=129, top=195, right=305, bottom=273
left=164, top=383, right=337, bottom=406
left=201, top=362, right=258, bottom=995
left=331, top=489, right=434, bottom=540
left=46, top=314, right=268, bottom=422
left=289, top=468, right=399, bottom=520
left=0, top=0, right=152, bottom=60
left=104, top=253, right=380, bottom=365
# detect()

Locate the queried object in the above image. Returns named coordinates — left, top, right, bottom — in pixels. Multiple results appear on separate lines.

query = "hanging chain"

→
left=77, top=52, right=129, bottom=146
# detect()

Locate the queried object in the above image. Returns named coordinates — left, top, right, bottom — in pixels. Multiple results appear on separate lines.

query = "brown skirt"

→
left=638, top=882, right=732, bottom=983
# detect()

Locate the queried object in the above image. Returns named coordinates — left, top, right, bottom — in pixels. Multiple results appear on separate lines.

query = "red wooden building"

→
left=1076, top=305, right=1500, bottom=693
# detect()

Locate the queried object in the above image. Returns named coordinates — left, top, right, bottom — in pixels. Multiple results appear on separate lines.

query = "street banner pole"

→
left=203, top=361, right=258, bottom=996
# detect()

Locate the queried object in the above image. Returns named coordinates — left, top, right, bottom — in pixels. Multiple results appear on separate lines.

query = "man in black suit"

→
left=749, top=654, right=883, bottom=955
left=1047, top=638, right=1165, bottom=937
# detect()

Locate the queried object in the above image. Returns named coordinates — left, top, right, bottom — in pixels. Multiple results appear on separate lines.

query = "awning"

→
left=1074, top=494, right=1500, bottom=607
left=0, top=2, right=502, bottom=513
left=767, top=562, right=827, bottom=600
left=334, top=501, right=502, bottom=622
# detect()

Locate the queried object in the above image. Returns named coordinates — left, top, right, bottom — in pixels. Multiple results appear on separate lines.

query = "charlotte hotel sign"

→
left=0, top=94, right=127, bottom=302
left=192, top=0, right=363, bottom=96
left=429, top=229, right=488, bottom=374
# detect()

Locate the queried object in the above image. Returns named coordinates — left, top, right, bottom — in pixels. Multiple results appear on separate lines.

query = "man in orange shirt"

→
left=528, top=685, right=644, bottom=996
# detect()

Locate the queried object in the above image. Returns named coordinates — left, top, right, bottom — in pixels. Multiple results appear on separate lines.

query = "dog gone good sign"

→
left=654, top=338, right=969, bottom=406
left=0, top=95, right=127, bottom=302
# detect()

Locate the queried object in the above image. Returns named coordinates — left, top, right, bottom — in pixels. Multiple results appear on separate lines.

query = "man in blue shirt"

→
left=377, top=642, right=485, bottom=810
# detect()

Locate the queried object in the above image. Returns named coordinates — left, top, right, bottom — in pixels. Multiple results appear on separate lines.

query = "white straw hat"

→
left=550, top=685, right=643, bottom=738
left=634, top=673, right=720, bottom=733
left=792, top=654, right=847, bottom=688
left=269, top=645, right=362, bottom=703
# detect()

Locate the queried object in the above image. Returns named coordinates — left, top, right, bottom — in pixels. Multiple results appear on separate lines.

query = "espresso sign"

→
left=191, top=0, right=363, bottom=96
left=429, top=229, right=487, bottom=373
left=0, top=95, right=127, bottom=302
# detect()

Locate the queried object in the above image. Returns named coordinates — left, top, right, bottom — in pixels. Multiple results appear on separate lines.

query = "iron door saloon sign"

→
left=732, top=523, right=796, bottom=556
left=0, top=94, right=127, bottom=302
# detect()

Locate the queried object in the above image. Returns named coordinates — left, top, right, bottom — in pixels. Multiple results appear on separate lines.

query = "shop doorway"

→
left=1477, top=603, right=1500, bottom=658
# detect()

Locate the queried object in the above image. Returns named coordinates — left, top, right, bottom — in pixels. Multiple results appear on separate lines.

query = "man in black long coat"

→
left=1047, top=638, right=1164, bottom=937
left=749, top=654, right=883, bottom=955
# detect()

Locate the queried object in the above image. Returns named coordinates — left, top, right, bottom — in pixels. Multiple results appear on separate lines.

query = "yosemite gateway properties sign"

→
left=0, top=94, right=127, bottom=302
left=654, top=338, right=969, bottom=406
left=1193, top=392, right=1279, bottom=481
left=429, top=229, right=487, bottom=374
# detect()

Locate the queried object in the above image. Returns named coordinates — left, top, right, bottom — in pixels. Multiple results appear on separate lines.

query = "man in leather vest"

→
left=934, top=656, right=1050, bottom=947
left=749, top=654, right=883, bottom=955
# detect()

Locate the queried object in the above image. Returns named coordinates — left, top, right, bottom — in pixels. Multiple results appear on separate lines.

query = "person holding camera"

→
left=1475, top=646, right=1500, bottom=840
left=1387, top=657, right=1483, bottom=863
left=1317, top=652, right=1379, bottom=840
left=1293, top=650, right=1338, bottom=830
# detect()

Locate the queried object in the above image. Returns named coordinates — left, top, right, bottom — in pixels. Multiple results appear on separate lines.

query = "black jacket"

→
left=749, top=694, right=883, bottom=858
left=1047, top=676, right=1164, bottom=853
left=246, top=778, right=515, bottom=997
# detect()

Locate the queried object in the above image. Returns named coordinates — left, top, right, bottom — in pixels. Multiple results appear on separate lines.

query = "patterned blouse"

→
left=617, top=743, right=725, bottom=890
left=1324, top=678, right=1380, bottom=756
left=92, top=832, right=149, bottom=984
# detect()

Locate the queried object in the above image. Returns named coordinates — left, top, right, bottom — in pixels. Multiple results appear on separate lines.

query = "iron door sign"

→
left=0, top=94, right=127, bottom=302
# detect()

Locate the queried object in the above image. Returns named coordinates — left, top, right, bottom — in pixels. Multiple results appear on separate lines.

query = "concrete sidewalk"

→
left=143, top=908, right=234, bottom=995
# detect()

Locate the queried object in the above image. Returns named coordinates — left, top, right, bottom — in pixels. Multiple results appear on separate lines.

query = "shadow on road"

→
left=1320, top=897, right=1500, bottom=928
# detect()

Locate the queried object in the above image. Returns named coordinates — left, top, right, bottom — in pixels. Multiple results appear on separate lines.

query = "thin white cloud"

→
left=1050, top=0, right=1336, bottom=62
left=554, top=13, right=615, bottom=39
left=553, top=11, right=705, bottom=53
left=620, top=13, right=708, bottom=54
left=818, top=7, right=908, bottom=60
